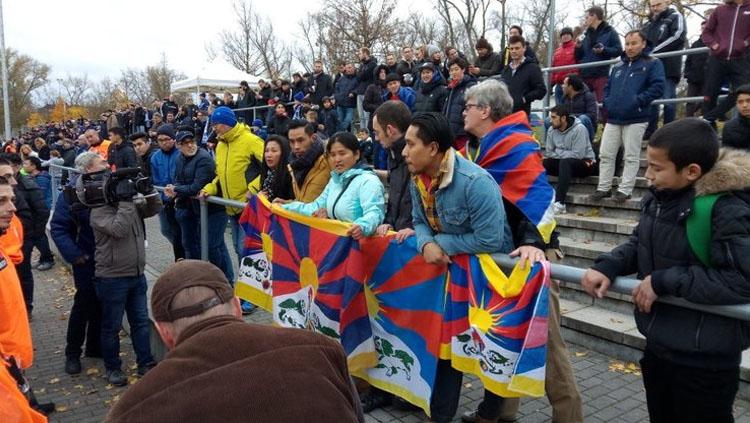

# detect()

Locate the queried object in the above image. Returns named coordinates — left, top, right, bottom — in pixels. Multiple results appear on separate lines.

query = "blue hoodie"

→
left=283, top=165, right=385, bottom=236
left=603, top=52, right=665, bottom=125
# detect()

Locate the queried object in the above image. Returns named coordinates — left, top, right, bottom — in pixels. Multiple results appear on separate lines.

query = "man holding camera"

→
left=81, top=152, right=162, bottom=386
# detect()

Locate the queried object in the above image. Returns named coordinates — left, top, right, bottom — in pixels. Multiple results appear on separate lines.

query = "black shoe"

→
left=35, top=261, right=54, bottom=271
left=587, top=190, right=611, bottom=201
left=64, top=357, right=81, bottom=375
left=360, top=388, right=392, bottom=413
left=392, top=396, right=419, bottom=411
left=137, top=361, right=157, bottom=376
left=612, top=190, right=631, bottom=203
left=106, top=369, right=128, bottom=386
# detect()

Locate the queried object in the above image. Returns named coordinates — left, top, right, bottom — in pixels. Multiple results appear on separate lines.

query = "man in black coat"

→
left=642, top=0, right=686, bottom=138
left=684, top=23, right=709, bottom=117
left=308, top=60, right=334, bottom=107
left=355, top=47, right=378, bottom=131
left=722, top=84, right=750, bottom=149
left=107, top=127, right=138, bottom=170
left=500, top=35, right=547, bottom=117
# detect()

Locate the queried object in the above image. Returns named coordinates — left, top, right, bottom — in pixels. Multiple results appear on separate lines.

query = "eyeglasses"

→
left=464, top=103, right=484, bottom=111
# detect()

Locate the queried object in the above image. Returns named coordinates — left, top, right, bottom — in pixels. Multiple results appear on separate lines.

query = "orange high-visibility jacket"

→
left=0, top=215, right=25, bottom=265
left=0, top=245, right=33, bottom=369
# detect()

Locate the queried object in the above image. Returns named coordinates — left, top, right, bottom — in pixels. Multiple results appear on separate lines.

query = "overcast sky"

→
left=5, top=0, right=708, bottom=83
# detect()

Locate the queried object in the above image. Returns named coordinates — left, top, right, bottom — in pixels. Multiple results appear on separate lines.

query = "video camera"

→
left=66, top=167, right=153, bottom=208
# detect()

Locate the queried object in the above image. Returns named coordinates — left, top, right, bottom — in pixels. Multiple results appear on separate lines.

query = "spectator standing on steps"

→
left=701, top=0, right=750, bottom=127
left=589, top=30, right=664, bottom=203
left=575, top=6, right=623, bottom=112
left=722, top=84, right=750, bottom=149
left=642, top=0, right=686, bottom=139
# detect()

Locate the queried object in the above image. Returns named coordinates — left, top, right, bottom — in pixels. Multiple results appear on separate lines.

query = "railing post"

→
left=200, top=196, right=209, bottom=261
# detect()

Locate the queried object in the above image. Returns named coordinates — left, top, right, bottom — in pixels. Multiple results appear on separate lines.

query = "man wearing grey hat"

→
left=105, top=260, right=364, bottom=423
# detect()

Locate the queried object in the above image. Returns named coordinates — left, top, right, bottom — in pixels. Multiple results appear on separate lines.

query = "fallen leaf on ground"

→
left=86, top=368, right=100, bottom=376
left=56, top=406, right=68, bottom=412
left=574, top=351, right=588, bottom=357
left=48, top=378, right=60, bottom=384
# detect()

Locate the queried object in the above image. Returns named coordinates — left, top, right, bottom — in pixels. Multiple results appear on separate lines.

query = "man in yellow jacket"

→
left=199, top=106, right=264, bottom=312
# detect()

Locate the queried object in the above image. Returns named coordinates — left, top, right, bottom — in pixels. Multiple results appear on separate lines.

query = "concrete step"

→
left=563, top=193, right=643, bottom=220
left=558, top=236, right=617, bottom=268
left=558, top=296, right=750, bottom=398
left=555, top=213, right=637, bottom=245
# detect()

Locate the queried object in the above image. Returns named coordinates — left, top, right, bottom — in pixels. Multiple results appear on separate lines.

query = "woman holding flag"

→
left=283, top=132, right=386, bottom=239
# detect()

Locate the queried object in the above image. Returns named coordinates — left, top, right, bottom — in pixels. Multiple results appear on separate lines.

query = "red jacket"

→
left=551, top=41, right=579, bottom=85
left=702, top=1, right=750, bottom=60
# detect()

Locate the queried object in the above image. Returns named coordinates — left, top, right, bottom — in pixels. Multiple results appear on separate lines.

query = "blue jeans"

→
left=336, top=106, right=354, bottom=132
left=175, top=207, right=200, bottom=259
left=207, top=210, right=234, bottom=283
left=356, top=94, right=369, bottom=130
left=95, top=275, right=153, bottom=371
left=646, top=77, right=677, bottom=137
left=544, top=114, right=595, bottom=143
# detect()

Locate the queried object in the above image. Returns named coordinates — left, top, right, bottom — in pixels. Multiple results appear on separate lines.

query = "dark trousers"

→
left=430, top=359, right=463, bottom=423
left=584, top=76, right=608, bottom=123
left=640, top=349, right=739, bottom=423
left=95, top=275, right=153, bottom=371
left=65, top=263, right=101, bottom=359
left=543, top=158, right=595, bottom=202
left=686, top=82, right=704, bottom=117
left=18, top=237, right=36, bottom=313
left=158, top=201, right=185, bottom=261
left=703, top=55, right=750, bottom=121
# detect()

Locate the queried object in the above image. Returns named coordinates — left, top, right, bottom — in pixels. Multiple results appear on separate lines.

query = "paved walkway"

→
left=22, top=217, right=750, bottom=422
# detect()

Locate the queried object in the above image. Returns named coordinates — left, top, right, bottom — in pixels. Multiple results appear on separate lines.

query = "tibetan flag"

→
left=446, top=255, right=550, bottom=397
left=351, top=235, right=446, bottom=413
left=461, top=111, right=556, bottom=243
left=237, top=195, right=274, bottom=311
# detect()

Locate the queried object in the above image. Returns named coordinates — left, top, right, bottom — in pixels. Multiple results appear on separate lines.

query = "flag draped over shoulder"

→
left=238, top=195, right=550, bottom=413
left=462, top=111, right=556, bottom=243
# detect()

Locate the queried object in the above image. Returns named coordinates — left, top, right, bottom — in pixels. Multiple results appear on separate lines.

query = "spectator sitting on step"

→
left=104, top=260, right=364, bottom=423
left=722, top=84, right=750, bottom=150
left=543, top=105, right=596, bottom=215
left=582, top=118, right=750, bottom=423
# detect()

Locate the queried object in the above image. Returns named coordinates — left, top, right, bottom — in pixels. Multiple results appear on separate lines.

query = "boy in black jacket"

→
left=582, top=118, right=750, bottom=423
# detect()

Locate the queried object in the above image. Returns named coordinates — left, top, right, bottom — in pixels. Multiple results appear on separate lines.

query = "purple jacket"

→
left=702, top=1, right=750, bottom=60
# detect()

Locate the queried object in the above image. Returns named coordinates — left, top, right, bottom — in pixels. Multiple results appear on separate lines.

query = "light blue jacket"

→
left=283, top=165, right=385, bottom=236
left=410, top=152, right=513, bottom=256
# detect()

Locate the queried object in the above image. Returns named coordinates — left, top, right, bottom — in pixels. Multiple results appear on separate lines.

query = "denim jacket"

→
left=410, top=151, right=513, bottom=256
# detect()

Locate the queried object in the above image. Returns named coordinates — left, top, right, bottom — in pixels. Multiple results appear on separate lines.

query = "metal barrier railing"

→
left=46, top=98, right=750, bottom=323
left=230, top=101, right=296, bottom=123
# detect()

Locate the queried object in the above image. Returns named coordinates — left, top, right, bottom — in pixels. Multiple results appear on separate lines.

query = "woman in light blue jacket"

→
left=283, top=132, right=385, bottom=239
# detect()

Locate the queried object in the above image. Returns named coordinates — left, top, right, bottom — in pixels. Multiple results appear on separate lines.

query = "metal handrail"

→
left=540, top=46, right=709, bottom=74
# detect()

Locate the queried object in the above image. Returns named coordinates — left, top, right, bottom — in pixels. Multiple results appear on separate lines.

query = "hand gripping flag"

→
left=462, top=111, right=557, bottom=243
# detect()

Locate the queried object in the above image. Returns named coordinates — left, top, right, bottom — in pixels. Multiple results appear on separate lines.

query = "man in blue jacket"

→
left=50, top=172, right=101, bottom=376
left=590, top=30, right=665, bottom=203
left=402, top=112, right=513, bottom=423
left=575, top=6, right=623, bottom=109
left=382, top=73, right=416, bottom=111
left=150, top=124, right=184, bottom=261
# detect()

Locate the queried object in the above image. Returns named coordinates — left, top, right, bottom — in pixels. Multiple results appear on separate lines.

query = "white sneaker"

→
left=552, top=202, right=566, bottom=215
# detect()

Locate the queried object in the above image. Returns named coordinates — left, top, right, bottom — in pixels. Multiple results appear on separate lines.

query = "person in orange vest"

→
left=0, top=175, right=50, bottom=422
left=84, top=129, right=111, bottom=160
left=0, top=214, right=24, bottom=265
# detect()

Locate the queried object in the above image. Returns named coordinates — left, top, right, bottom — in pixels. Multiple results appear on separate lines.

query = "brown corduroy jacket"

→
left=105, top=315, right=362, bottom=423
left=291, top=153, right=331, bottom=203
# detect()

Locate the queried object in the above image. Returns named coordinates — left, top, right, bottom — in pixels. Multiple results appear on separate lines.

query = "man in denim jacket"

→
left=402, top=112, right=512, bottom=423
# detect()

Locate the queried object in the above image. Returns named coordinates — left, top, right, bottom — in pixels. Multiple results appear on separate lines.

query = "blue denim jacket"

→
left=410, top=151, right=513, bottom=256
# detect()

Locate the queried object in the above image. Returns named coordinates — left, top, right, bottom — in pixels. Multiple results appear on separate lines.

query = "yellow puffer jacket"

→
left=202, top=123, right=264, bottom=215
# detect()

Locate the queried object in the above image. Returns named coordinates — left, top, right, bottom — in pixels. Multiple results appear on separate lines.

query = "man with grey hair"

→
left=105, top=260, right=364, bottom=423
left=461, top=79, right=583, bottom=423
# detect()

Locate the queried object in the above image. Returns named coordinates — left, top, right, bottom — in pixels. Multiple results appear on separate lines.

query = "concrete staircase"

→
left=550, top=142, right=750, bottom=397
